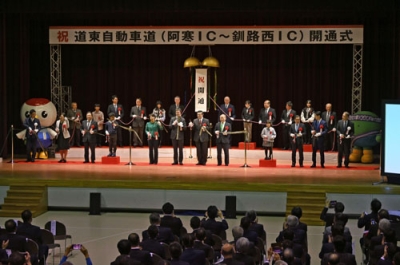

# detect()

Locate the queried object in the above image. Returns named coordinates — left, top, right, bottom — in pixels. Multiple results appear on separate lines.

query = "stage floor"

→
left=1, top=146, right=397, bottom=195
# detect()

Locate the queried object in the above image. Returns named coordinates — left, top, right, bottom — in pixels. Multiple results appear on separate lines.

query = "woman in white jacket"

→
left=55, top=113, right=70, bottom=163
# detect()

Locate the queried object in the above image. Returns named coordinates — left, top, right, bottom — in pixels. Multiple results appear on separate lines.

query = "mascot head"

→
left=21, top=98, right=57, bottom=127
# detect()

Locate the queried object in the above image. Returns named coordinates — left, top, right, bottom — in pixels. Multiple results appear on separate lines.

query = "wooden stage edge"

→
left=0, top=148, right=399, bottom=195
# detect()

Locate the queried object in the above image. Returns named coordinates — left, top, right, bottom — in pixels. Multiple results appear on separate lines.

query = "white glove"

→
left=81, top=130, right=85, bottom=135
left=262, top=135, right=267, bottom=138
left=188, top=122, right=194, bottom=127
left=311, top=130, right=316, bottom=135
left=143, top=117, right=147, bottom=120
left=290, top=133, right=295, bottom=138
left=132, top=115, right=137, bottom=118
left=215, top=130, right=220, bottom=135
left=90, top=130, right=94, bottom=134
left=157, top=121, right=161, bottom=126
left=332, top=128, right=336, bottom=132
left=229, top=116, right=233, bottom=120
left=116, top=117, right=121, bottom=120
left=298, top=132, right=302, bottom=137
left=55, top=128, right=59, bottom=133
left=178, top=122, right=183, bottom=127
left=316, top=133, right=321, bottom=137
left=147, top=133, right=151, bottom=137
left=223, top=131, right=228, bottom=135
left=106, top=131, right=109, bottom=136
left=346, top=135, right=351, bottom=139
left=34, top=122, right=38, bottom=127
left=340, top=134, right=344, bottom=139
left=347, top=126, right=352, bottom=131
left=34, top=129, right=39, bottom=133
left=281, top=120, right=286, bottom=124
left=288, top=121, right=292, bottom=125
left=173, top=120, right=178, bottom=125
left=258, top=120, right=262, bottom=124
left=243, top=119, right=246, bottom=122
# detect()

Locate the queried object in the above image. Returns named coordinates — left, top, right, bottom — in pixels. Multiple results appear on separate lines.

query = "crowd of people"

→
left=24, top=95, right=355, bottom=168
left=0, top=199, right=399, bottom=265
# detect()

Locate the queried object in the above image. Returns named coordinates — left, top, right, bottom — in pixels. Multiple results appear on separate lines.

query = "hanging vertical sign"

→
left=195, top=68, right=208, bottom=112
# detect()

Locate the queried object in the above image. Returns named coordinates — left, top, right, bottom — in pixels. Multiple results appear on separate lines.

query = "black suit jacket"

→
left=336, top=119, right=354, bottom=140
left=0, top=233, right=27, bottom=252
left=233, top=253, right=254, bottom=265
left=81, top=119, right=98, bottom=143
left=290, top=123, right=306, bottom=143
left=107, top=104, right=124, bottom=119
left=243, top=229, right=258, bottom=245
left=142, top=226, right=175, bottom=244
left=321, top=252, right=356, bottom=265
left=66, top=108, right=83, bottom=129
left=169, top=104, right=185, bottom=119
left=169, top=116, right=186, bottom=140
left=160, top=215, right=183, bottom=237
left=297, top=221, right=308, bottom=232
left=241, top=107, right=254, bottom=121
left=193, top=118, right=210, bottom=143
left=110, top=255, right=141, bottom=265
left=319, top=242, right=353, bottom=259
left=129, top=248, right=152, bottom=265
left=248, top=223, right=265, bottom=240
left=281, top=109, right=297, bottom=123
left=181, top=248, right=206, bottom=265
left=320, top=207, right=335, bottom=227
left=218, top=104, right=236, bottom=123
left=258, top=107, right=276, bottom=124
left=191, top=229, right=214, bottom=247
left=130, top=106, right=147, bottom=127
left=276, top=228, right=306, bottom=246
left=16, top=222, right=42, bottom=245
left=221, top=258, right=245, bottom=265
left=170, top=259, right=190, bottom=265
left=321, top=111, right=337, bottom=129
left=24, top=117, right=42, bottom=139
left=193, top=241, right=213, bottom=260
left=201, top=218, right=229, bottom=236
left=140, top=238, right=165, bottom=259
left=214, top=122, right=231, bottom=144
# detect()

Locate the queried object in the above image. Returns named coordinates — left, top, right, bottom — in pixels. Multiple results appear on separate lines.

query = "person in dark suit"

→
left=233, top=237, right=254, bottom=265
left=169, top=242, right=190, bottom=265
left=280, top=101, right=297, bottom=150
left=0, top=219, right=27, bottom=252
left=216, top=243, right=245, bottom=265
left=322, top=103, right=337, bottom=151
left=289, top=115, right=306, bottom=167
left=319, top=224, right=353, bottom=260
left=59, top=245, right=93, bottom=265
left=66, top=102, right=83, bottom=147
left=23, top=109, right=41, bottom=162
left=140, top=225, right=166, bottom=259
left=336, top=112, right=354, bottom=168
left=240, top=217, right=258, bottom=245
left=17, top=210, right=48, bottom=265
left=107, top=95, right=124, bottom=147
left=111, top=239, right=141, bottom=265
left=310, top=111, right=328, bottom=168
left=321, top=236, right=357, bottom=265
left=320, top=201, right=345, bottom=228
left=276, top=215, right=306, bottom=247
left=189, top=111, right=210, bottom=166
left=142, top=213, right=175, bottom=244
left=193, top=228, right=213, bottom=262
left=241, top=100, right=255, bottom=142
left=218, top=96, right=236, bottom=124
left=180, top=234, right=206, bottom=265
left=168, top=96, right=186, bottom=120
left=128, top=233, right=151, bottom=265
left=201, top=205, right=229, bottom=237
left=190, top=216, right=214, bottom=247
left=291, top=207, right=308, bottom=233
left=130, top=98, right=147, bottom=147
left=81, top=112, right=98, bottom=163
left=258, top=100, right=276, bottom=125
left=160, top=202, right=183, bottom=237
left=300, top=100, right=314, bottom=144
left=245, top=210, right=266, bottom=242
left=170, top=108, right=186, bottom=165
left=105, top=113, right=118, bottom=157
left=215, top=114, right=231, bottom=166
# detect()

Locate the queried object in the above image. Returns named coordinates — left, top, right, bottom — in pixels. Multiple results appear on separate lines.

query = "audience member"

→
left=111, top=239, right=141, bottom=265
left=190, top=216, right=214, bottom=247
left=142, top=213, right=175, bottom=244
left=291, top=207, right=308, bottom=232
left=9, top=251, right=32, bottom=265
left=193, top=228, right=213, bottom=262
left=282, top=248, right=302, bottom=265
left=170, top=242, right=189, bottom=265
left=140, top=225, right=166, bottom=258
left=240, top=217, right=258, bottom=245
left=216, top=243, right=244, bottom=265
left=245, top=210, right=266, bottom=240
left=321, top=235, right=356, bottom=265
left=128, top=233, right=151, bottom=265
left=323, top=212, right=352, bottom=243
left=233, top=237, right=254, bottom=265
left=201, top=206, right=229, bottom=238
left=231, top=226, right=244, bottom=245
left=161, top=202, right=183, bottom=237
left=320, top=201, right=345, bottom=228
left=0, top=219, right=27, bottom=252
left=180, top=234, right=206, bottom=265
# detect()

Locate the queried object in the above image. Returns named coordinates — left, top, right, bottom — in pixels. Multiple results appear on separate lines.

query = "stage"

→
left=0, top=146, right=395, bottom=195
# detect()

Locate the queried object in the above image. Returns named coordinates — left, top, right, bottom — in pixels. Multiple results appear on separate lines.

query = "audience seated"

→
left=323, top=212, right=352, bottom=244
left=319, top=223, right=352, bottom=259
left=291, top=207, right=307, bottom=233
left=128, top=233, right=152, bottom=265
left=320, top=202, right=345, bottom=228
left=111, top=239, right=141, bottom=265
left=240, top=217, right=258, bottom=245
left=276, top=215, right=306, bottom=247
left=215, top=243, right=244, bottom=265
left=0, top=219, right=27, bottom=252
left=142, top=213, right=175, bottom=244
left=8, top=251, right=31, bottom=265
left=60, top=245, right=93, bottom=265
left=245, top=210, right=266, bottom=240
left=201, top=206, right=229, bottom=237
left=180, top=234, right=206, bottom=265
left=230, top=226, right=244, bottom=245
left=282, top=248, right=302, bottom=265
left=192, top=228, right=213, bottom=262
left=233, top=237, right=255, bottom=265
left=321, top=235, right=356, bottom=265
left=160, top=202, right=184, bottom=237
left=169, top=242, right=189, bottom=265
left=140, top=225, right=166, bottom=259
left=190, top=216, right=214, bottom=247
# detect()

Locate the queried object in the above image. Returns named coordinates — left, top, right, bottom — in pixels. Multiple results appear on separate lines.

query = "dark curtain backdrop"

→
left=1, top=0, right=400, bottom=156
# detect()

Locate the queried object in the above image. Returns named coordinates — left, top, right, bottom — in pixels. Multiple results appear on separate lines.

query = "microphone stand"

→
left=8, top=125, right=15, bottom=164
left=126, top=126, right=135, bottom=166
left=208, top=123, right=213, bottom=159
left=241, top=128, right=250, bottom=168
left=189, top=121, right=193, bottom=159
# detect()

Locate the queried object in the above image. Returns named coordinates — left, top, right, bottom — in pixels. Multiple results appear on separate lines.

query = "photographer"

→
left=59, top=245, right=92, bottom=265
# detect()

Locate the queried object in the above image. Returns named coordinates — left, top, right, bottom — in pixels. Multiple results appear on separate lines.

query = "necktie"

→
left=344, top=121, right=347, bottom=130
left=200, top=119, right=202, bottom=124
left=295, top=124, right=298, bottom=132
left=220, top=123, right=224, bottom=131
left=87, top=121, right=89, bottom=128
left=287, top=110, right=290, bottom=117
left=327, top=112, right=330, bottom=121
left=114, top=105, right=117, bottom=112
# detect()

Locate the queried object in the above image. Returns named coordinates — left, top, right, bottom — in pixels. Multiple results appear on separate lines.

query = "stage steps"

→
left=286, top=190, right=326, bottom=226
left=0, top=184, right=48, bottom=217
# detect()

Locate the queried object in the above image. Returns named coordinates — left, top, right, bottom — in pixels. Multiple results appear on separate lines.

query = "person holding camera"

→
left=59, top=245, right=92, bottom=265
left=201, top=205, right=229, bottom=238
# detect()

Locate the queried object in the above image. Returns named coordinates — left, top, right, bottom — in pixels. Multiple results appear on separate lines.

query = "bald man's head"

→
left=221, top=243, right=235, bottom=258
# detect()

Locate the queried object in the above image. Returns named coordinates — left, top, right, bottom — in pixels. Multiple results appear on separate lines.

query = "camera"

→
left=72, top=244, right=82, bottom=250
left=328, top=200, right=337, bottom=209
left=271, top=243, right=281, bottom=254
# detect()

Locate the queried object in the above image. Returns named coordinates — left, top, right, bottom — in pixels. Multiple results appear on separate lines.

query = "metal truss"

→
left=50, top=45, right=71, bottom=115
left=352, top=44, right=363, bottom=114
